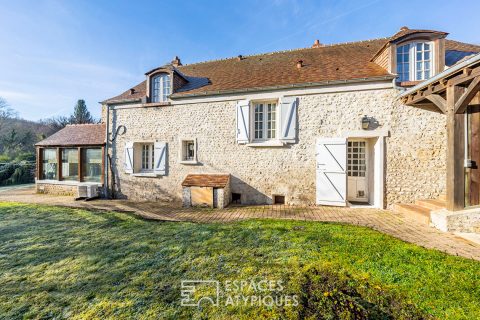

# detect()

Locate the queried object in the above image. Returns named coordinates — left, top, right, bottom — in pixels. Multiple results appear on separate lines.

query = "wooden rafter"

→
left=403, top=63, right=480, bottom=108
left=455, top=77, right=480, bottom=114
left=425, top=94, right=447, bottom=114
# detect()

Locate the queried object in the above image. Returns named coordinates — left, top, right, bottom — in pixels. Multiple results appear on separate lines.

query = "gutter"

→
left=398, top=53, right=480, bottom=99
left=104, top=104, right=110, bottom=198
left=169, top=75, right=396, bottom=99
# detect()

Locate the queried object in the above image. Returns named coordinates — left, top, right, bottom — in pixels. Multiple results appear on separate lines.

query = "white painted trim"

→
left=246, top=140, right=285, bottom=147
left=179, top=160, right=199, bottom=165
left=346, top=138, right=369, bottom=203
left=132, top=173, right=158, bottom=178
left=373, top=136, right=385, bottom=209
left=178, top=137, right=197, bottom=164
left=36, top=180, right=102, bottom=186
left=342, top=133, right=386, bottom=209
left=110, top=80, right=393, bottom=110
left=340, top=128, right=390, bottom=138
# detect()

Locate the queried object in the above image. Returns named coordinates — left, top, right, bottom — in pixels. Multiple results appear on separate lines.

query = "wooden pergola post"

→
left=401, top=59, right=480, bottom=212
left=446, top=85, right=465, bottom=211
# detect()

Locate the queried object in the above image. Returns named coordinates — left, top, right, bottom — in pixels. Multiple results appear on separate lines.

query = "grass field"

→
left=0, top=202, right=479, bottom=319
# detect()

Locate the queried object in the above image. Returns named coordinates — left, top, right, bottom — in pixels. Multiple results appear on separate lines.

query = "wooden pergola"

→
left=399, top=54, right=480, bottom=211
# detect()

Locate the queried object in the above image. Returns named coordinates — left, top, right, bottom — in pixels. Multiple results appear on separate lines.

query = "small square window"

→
left=180, top=139, right=197, bottom=163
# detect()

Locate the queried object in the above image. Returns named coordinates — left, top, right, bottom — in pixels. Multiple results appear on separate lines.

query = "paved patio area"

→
left=1, top=185, right=480, bottom=261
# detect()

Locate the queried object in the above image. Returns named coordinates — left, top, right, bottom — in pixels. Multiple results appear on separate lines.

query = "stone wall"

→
left=106, top=87, right=446, bottom=208
left=36, top=182, right=77, bottom=196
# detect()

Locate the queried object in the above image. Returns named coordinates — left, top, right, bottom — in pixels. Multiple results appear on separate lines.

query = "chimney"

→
left=237, top=55, right=243, bottom=61
left=312, top=39, right=323, bottom=48
left=129, top=88, right=135, bottom=95
left=171, top=56, right=182, bottom=67
left=296, top=60, right=304, bottom=69
left=400, top=26, right=409, bottom=31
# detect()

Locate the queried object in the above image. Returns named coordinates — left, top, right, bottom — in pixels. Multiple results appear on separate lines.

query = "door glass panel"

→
left=347, top=141, right=367, bottom=177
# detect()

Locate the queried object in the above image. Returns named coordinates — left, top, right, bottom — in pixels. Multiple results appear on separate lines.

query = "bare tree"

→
left=39, top=116, right=71, bottom=132
left=0, top=97, right=16, bottom=133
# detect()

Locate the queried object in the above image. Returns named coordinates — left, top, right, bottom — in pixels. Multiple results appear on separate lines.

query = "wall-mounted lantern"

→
left=361, top=115, right=370, bottom=130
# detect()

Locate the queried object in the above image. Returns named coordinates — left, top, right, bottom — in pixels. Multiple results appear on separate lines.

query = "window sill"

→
left=397, top=80, right=423, bottom=87
left=36, top=179, right=103, bottom=186
left=132, top=173, right=157, bottom=177
left=246, top=140, right=286, bottom=147
left=179, top=160, right=198, bottom=165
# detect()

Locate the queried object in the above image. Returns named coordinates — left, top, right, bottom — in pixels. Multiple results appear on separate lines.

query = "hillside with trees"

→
left=0, top=98, right=98, bottom=185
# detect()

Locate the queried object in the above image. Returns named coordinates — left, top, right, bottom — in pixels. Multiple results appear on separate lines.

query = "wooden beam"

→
left=446, top=85, right=465, bottom=211
left=425, top=94, right=447, bottom=114
left=57, top=148, right=62, bottom=181
left=463, top=67, right=472, bottom=76
left=36, top=148, right=42, bottom=180
left=404, top=82, right=448, bottom=106
left=448, top=64, right=480, bottom=87
left=78, top=147, right=83, bottom=182
left=455, top=76, right=480, bottom=114
left=470, top=91, right=480, bottom=105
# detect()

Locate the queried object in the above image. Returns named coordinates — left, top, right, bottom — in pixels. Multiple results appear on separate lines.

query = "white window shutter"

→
left=154, top=142, right=167, bottom=175
left=124, top=142, right=134, bottom=174
left=279, top=97, right=298, bottom=143
left=236, top=100, right=250, bottom=143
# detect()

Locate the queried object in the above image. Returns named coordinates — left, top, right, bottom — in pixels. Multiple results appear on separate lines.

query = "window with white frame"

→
left=415, top=42, right=432, bottom=80
left=396, top=44, right=410, bottom=82
left=254, top=101, right=277, bottom=141
left=151, top=74, right=171, bottom=102
left=141, top=143, right=154, bottom=172
left=396, top=42, right=433, bottom=82
left=181, top=140, right=196, bottom=162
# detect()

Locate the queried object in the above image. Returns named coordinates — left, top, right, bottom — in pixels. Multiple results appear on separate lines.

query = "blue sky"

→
left=0, top=0, right=479, bottom=121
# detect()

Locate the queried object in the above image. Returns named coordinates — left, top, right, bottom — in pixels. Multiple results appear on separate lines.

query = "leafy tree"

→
left=1, top=128, right=34, bottom=156
left=70, top=99, right=94, bottom=124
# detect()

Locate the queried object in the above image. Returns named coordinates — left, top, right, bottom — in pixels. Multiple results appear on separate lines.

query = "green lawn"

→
left=0, top=202, right=479, bottom=319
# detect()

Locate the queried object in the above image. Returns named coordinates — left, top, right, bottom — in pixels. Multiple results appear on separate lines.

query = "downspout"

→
left=104, top=104, right=110, bottom=198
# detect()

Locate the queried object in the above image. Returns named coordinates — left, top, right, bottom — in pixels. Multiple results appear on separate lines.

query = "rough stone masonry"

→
left=105, top=87, right=446, bottom=208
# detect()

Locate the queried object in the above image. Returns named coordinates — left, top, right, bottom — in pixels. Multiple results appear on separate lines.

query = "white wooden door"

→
left=347, top=139, right=369, bottom=202
left=316, top=138, right=347, bottom=206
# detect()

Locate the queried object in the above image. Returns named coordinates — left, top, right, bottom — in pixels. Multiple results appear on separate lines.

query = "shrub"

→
left=0, top=154, right=11, bottom=163
left=297, top=266, right=431, bottom=320
left=14, top=152, right=35, bottom=162
left=0, top=162, right=35, bottom=185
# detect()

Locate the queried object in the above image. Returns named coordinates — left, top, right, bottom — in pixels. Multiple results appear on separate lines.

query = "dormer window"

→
left=151, top=73, right=171, bottom=102
left=396, top=42, right=433, bottom=82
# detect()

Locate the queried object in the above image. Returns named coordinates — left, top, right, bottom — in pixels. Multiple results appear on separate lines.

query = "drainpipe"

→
left=104, top=104, right=110, bottom=198
left=392, top=77, right=404, bottom=92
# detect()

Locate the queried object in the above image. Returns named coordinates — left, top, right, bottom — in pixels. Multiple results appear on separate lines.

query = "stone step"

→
left=415, top=199, right=446, bottom=211
left=393, top=203, right=431, bottom=225
left=438, top=194, right=447, bottom=201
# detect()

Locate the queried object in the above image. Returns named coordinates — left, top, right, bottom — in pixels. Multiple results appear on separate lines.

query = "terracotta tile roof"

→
left=182, top=174, right=230, bottom=188
left=388, top=28, right=448, bottom=43
left=36, top=124, right=106, bottom=147
left=102, top=82, right=146, bottom=104
left=102, top=29, right=480, bottom=103
left=103, top=38, right=393, bottom=103
left=445, top=39, right=480, bottom=53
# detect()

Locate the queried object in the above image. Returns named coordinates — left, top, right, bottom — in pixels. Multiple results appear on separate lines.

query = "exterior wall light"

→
left=361, top=115, right=370, bottom=130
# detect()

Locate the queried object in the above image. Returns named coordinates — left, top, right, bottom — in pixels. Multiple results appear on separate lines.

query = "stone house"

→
left=36, top=27, right=480, bottom=214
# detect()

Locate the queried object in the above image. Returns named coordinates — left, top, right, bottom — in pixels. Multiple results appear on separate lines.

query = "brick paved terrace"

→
left=1, top=185, right=480, bottom=261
